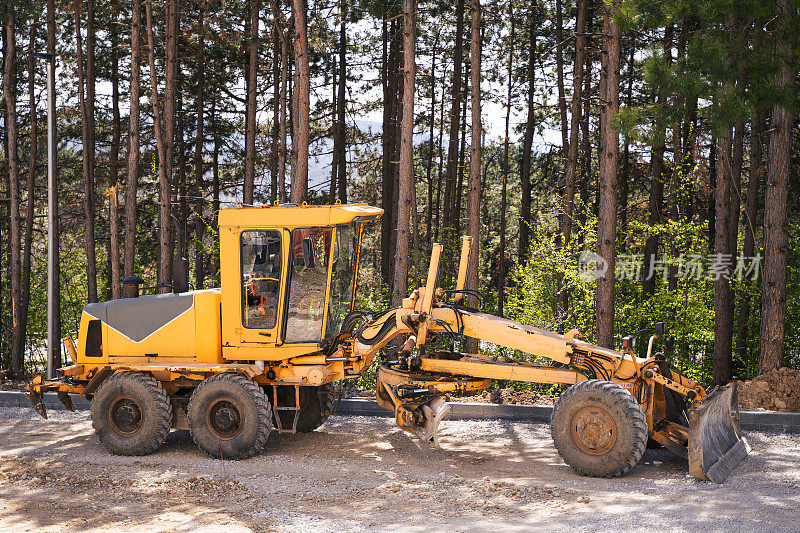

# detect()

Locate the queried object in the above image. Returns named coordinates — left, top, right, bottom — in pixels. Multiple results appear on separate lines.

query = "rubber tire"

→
left=551, top=379, right=648, bottom=478
left=297, top=384, right=335, bottom=432
left=91, top=371, right=173, bottom=456
left=188, top=373, right=272, bottom=459
left=274, top=384, right=335, bottom=433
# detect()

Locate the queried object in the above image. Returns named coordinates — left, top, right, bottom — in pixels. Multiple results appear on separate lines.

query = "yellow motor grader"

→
left=28, top=202, right=749, bottom=481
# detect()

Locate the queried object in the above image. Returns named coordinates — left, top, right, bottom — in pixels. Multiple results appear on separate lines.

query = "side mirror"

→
left=302, top=237, right=316, bottom=269
left=654, top=322, right=666, bottom=337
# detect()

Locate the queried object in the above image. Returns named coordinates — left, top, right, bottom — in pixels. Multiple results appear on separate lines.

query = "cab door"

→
left=237, top=228, right=289, bottom=346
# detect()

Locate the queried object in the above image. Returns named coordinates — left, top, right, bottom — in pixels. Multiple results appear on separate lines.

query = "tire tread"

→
left=91, top=371, right=173, bottom=456
left=188, top=373, right=272, bottom=459
left=551, top=379, right=648, bottom=478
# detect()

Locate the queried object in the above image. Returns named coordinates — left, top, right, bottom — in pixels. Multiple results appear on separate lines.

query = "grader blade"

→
left=688, top=383, right=750, bottom=482
left=414, top=396, right=450, bottom=448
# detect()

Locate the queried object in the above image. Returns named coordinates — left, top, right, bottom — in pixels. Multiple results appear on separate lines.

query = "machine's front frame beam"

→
left=418, top=357, right=587, bottom=385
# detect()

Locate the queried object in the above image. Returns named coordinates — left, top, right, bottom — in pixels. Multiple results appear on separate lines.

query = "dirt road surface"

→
left=1, top=407, right=798, bottom=532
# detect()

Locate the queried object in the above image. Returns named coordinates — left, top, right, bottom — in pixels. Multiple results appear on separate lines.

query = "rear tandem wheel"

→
left=90, top=371, right=173, bottom=456
left=187, top=373, right=273, bottom=459
left=551, top=379, right=648, bottom=478
left=273, top=384, right=336, bottom=432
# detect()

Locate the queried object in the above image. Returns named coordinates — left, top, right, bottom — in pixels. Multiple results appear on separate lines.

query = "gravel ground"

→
left=0, top=407, right=798, bottom=532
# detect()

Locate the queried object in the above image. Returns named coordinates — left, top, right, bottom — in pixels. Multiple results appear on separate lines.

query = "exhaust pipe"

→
left=170, top=214, right=189, bottom=293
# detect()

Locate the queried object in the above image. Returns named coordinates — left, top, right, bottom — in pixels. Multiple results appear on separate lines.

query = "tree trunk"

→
left=124, top=0, right=142, bottom=298
left=46, top=0, right=62, bottom=369
left=87, top=0, right=98, bottom=296
left=708, top=136, right=717, bottom=251
left=1, top=73, right=6, bottom=366
left=712, top=14, right=745, bottom=386
left=380, top=17, right=400, bottom=288
left=594, top=0, right=620, bottom=348
left=577, top=40, right=592, bottom=244
left=163, top=0, right=179, bottom=286
left=455, top=79, right=467, bottom=243
left=4, top=5, right=24, bottom=376
left=212, top=102, right=221, bottom=279
left=557, top=0, right=587, bottom=315
left=518, top=2, right=537, bottom=265
left=270, top=22, right=279, bottom=205
left=20, top=18, right=39, bottom=356
left=194, top=7, right=206, bottom=290
left=290, top=0, right=309, bottom=203
left=278, top=25, right=289, bottom=203
left=330, top=53, right=338, bottom=202
left=561, top=0, right=587, bottom=246
left=425, top=31, right=439, bottom=243
left=443, top=0, right=465, bottom=236
left=619, top=43, right=634, bottom=247
left=434, top=63, right=446, bottom=241
left=332, top=6, right=347, bottom=203
left=555, top=0, right=569, bottom=155
left=109, top=12, right=122, bottom=299
left=289, top=38, right=297, bottom=183
left=498, top=5, right=514, bottom=317
left=642, top=26, right=671, bottom=299
left=466, top=0, right=482, bottom=320
left=735, top=109, right=766, bottom=369
left=146, top=0, right=172, bottom=292
left=642, top=138, right=664, bottom=299
left=713, top=131, right=734, bottom=386
left=759, top=0, right=795, bottom=373
left=244, top=0, right=259, bottom=205
left=75, top=2, right=99, bottom=303
left=391, top=0, right=416, bottom=306
left=176, top=73, right=187, bottom=257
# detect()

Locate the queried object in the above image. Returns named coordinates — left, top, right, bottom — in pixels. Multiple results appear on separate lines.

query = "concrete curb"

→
left=3, top=390, right=798, bottom=434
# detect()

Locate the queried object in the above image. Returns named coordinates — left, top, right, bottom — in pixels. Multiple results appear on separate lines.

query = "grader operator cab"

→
left=29, top=203, right=750, bottom=482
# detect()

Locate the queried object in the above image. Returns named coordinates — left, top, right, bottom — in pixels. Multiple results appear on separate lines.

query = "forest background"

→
left=1, top=0, right=799, bottom=390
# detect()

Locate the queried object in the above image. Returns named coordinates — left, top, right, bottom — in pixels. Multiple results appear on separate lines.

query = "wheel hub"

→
left=207, top=399, right=243, bottom=439
left=571, top=406, right=617, bottom=455
left=109, top=396, right=143, bottom=436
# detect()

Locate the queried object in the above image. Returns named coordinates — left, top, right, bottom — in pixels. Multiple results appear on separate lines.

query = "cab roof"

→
left=218, top=203, right=384, bottom=229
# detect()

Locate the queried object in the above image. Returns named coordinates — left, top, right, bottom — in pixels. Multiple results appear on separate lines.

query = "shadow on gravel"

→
left=1, top=412, right=798, bottom=531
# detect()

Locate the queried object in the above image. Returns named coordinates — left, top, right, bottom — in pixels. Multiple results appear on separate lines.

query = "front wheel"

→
left=551, top=379, right=648, bottom=478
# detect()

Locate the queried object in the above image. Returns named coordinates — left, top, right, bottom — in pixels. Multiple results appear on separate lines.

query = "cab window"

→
left=325, top=224, right=358, bottom=339
left=241, top=230, right=282, bottom=330
left=284, top=227, right=332, bottom=343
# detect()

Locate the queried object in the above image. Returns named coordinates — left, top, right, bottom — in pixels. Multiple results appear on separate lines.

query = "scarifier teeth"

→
left=688, top=382, right=750, bottom=483
left=415, top=397, right=450, bottom=448
left=27, top=388, right=47, bottom=419
left=57, top=391, right=74, bottom=412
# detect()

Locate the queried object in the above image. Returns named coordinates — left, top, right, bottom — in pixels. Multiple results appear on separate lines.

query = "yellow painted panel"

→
left=75, top=311, right=108, bottom=364
left=222, top=342, right=322, bottom=362
left=104, top=304, right=198, bottom=358
left=195, top=289, right=223, bottom=363
left=220, top=224, right=240, bottom=353
left=218, top=203, right=382, bottom=230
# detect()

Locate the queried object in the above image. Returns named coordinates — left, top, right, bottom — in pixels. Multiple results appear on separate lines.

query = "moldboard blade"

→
left=688, top=383, right=750, bottom=482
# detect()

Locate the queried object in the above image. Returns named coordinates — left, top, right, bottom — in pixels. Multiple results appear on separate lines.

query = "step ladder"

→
left=271, top=384, right=300, bottom=434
